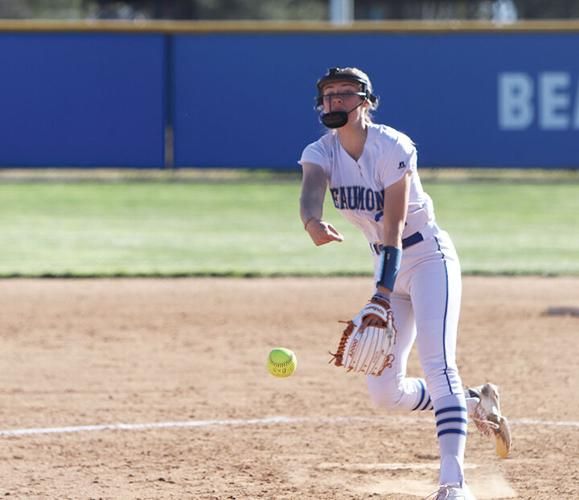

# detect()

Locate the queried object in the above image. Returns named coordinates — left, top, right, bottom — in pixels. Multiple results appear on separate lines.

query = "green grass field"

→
left=0, top=172, right=577, bottom=276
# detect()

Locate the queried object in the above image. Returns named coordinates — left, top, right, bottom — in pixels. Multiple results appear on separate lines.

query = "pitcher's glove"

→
left=329, top=294, right=397, bottom=376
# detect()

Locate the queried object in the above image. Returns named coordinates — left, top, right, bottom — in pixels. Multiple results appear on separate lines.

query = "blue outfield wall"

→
left=0, top=26, right=578, bottom=169
left=173, top=32, right=579, bottom=169
left=0, top=33, right=165, bottom=167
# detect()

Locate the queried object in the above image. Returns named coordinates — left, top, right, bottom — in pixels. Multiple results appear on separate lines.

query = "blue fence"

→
left=0, top=32, right=165, bottom=168
left=1, top=23, right=578, bottom=169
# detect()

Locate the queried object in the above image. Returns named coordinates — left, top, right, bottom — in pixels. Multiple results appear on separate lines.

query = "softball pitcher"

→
left=299, top=67, right=511, bottom=500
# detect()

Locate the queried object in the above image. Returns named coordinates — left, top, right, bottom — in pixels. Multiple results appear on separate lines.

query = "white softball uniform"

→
left=299, top=122, right=465, bottom=405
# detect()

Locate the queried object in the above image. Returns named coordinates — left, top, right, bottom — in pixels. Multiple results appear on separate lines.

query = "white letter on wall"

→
left=498, top=72, right=533, bottom=130
left=539, top=72, right=570, bottom=130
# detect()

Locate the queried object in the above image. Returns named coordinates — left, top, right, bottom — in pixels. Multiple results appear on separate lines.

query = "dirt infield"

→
left=0, top=277, right=578, bottom=499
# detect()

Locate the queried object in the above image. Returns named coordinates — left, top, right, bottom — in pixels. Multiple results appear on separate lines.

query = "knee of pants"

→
left=424, top=363, right=464, bottom=401
left=367, top=375, right=403, bottom=409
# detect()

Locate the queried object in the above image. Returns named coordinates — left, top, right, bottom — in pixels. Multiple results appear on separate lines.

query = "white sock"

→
left=409, top=377, right=434, bottom=411
left=367, top=376, right=435, bottom=411
left=433, top=393, right=468, bottom=486
left=394, top=377, right=435, bottom=411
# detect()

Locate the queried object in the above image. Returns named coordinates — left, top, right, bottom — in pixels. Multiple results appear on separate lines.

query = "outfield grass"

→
left=0, top=175, right=577, bottom=276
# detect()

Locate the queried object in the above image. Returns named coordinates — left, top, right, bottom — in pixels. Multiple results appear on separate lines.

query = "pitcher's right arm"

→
left=299, top=162, right=344, bottom=246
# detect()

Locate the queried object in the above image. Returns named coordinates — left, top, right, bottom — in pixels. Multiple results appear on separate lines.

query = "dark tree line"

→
left=354, top=0, right=579, bottom=20
left=1, top=0, right=578, bottom=20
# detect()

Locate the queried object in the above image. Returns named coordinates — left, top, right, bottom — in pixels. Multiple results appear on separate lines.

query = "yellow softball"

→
left=267, top=348, right=297, bottom=378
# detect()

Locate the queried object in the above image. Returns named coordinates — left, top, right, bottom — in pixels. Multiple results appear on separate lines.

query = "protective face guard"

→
left=320, top=110, right=350, bottom=128
left=315, top=67, right=377, bottom=128
left=319, top=91, right=367, bottom=128
left=319, top=91, right=368, bottom=105
left=315, top=67, right=377, bottom=107
left=320, top=102, right=365, bottom=128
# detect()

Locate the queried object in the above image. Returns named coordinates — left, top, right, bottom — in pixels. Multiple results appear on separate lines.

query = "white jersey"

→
left=299, top=122, right=471, bottom=483
left=300, top=122, right=471, bottom=480
left=299, top=123, right=435, bottom=246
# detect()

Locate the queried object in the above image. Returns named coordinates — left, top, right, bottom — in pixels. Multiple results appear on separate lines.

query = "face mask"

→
left=315, top=68, right=377, bottom=129
left=320, top=100, right=365, bottom=129
left=321, top=111, right=348, bottom=128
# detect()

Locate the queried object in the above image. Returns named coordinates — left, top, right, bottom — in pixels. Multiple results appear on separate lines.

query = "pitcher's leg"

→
left=414, top=257, right=463, bottom=399
left=412, top=244, right=467, bottom=486
left=366, top=294, right=432, bottom=412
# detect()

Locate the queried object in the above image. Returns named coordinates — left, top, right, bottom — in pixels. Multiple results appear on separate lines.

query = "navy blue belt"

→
left=370, top=231, right=424, bottom=255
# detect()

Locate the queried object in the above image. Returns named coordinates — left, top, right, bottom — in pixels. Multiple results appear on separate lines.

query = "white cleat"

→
left=467, top=383, right=512, bottom=458
left=425, top=483, right=476, bottom=500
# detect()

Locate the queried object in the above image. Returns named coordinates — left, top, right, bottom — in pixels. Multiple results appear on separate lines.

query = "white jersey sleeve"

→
left=379, top=133, right=417, bottom=189
left=298, top=137, right=331, bottom=174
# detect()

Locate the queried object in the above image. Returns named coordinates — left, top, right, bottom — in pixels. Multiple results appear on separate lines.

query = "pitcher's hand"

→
left=304, top=219, right=344, bottom=246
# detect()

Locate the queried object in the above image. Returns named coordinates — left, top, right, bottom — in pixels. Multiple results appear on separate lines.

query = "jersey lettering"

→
left=330, top=185, right=384, bottom=213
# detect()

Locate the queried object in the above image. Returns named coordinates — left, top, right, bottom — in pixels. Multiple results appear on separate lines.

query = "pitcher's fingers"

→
left=315, top=236, right=333, bottom=246
left=314, top=232, right=337, bottom=246
left=326, top=224, right=344, bottom=241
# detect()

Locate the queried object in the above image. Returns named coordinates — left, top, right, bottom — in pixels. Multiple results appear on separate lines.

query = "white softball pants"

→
left=367, top=225, right=464, bottom=409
